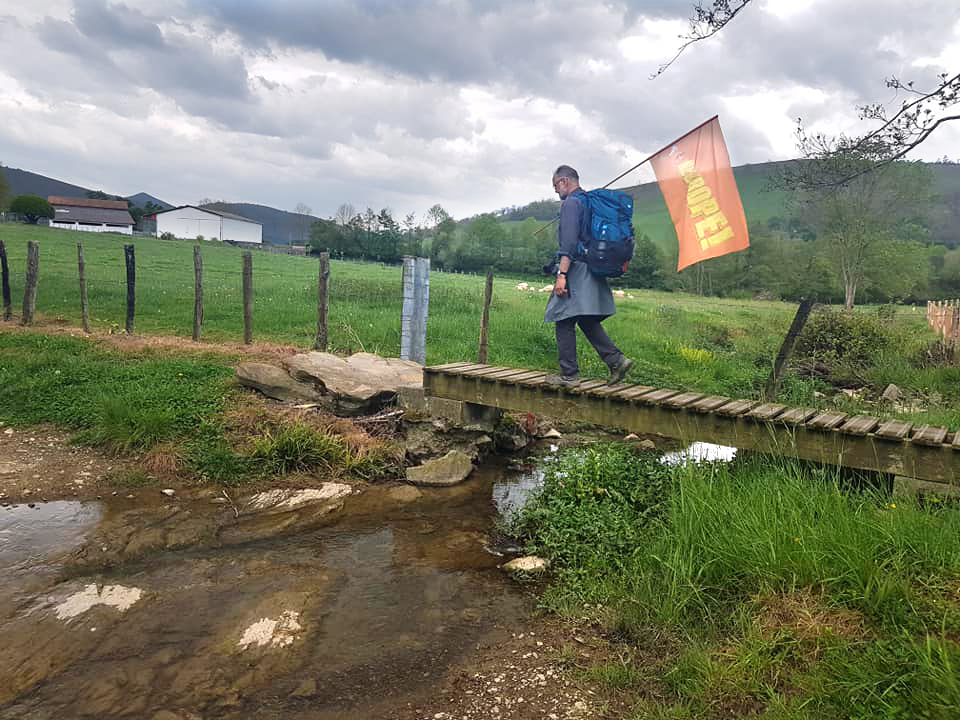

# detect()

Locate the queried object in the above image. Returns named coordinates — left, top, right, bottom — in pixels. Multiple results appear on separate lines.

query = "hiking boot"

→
left=544, top=374, right=580, bottom=389
left=607, top=357, right=634, bottom=385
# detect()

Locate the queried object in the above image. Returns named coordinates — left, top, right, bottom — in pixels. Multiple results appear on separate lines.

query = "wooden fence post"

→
left=193, top=245, right=203, bottom=341
left=764, top=297, right=815, bottom=401
left=478, top=268, right=494, bottom=363
left=0, top=239, right=11, bottom=321
left=242, top=252, right=253, bottom=345
left=77, top=243, right=90, bottom=333
left=20, top=241, right=39, bottom=326
left=314, top=252, right=330, bottom=351
left=400, top=256, right=430, bottom=364
left=124, top=244, right=136, bottom=334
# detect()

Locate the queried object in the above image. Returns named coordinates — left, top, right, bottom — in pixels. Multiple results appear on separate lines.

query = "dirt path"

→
left=0, top=424, right=132, bottom=504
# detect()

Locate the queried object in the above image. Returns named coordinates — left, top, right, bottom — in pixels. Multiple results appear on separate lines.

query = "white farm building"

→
left=152, top=206, right=262, bottom=245
left=48, top=196, right=134, bottom=234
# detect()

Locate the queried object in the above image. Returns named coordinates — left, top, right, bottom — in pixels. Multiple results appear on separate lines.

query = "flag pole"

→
left=532, top=115, right=720, bottom=237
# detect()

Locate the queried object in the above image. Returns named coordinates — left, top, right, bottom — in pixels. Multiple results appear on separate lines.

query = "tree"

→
left=294, top=202, right=312, bottom=245
left=662, top=1, right=958, bottom=185
left=426, top=204, right=451, bottom=228
left=334, top=203, right=355, bottom=227
left=10, top=195, right=54, bottom=224
left=796, top=160, right=933, bottom=309
left=0, top=164, right=9, bottom=211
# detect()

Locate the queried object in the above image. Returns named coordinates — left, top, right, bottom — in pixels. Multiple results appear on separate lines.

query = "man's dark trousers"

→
left=555, top=315, right=623, bottom=378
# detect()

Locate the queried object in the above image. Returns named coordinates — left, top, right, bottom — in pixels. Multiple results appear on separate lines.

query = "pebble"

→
left=161, top=489, right=176, bottom=497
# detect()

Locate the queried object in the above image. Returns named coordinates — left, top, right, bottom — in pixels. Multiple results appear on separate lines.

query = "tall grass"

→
left=513, top=446, right=960, bottom=718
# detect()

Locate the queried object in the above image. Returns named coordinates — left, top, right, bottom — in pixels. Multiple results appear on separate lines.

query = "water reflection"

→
left=660, top=441, right=737, bottom=466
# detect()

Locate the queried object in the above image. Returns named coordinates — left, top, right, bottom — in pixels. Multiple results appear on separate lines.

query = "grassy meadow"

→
left=1, top=223, right=958, bottom=426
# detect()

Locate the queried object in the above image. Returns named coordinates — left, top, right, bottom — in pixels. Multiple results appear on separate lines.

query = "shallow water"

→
left=660, top=441, right=737, bottom=466
left=0, top=501, right=102, bottom=608
left=0, top=464, right=539, bottom=719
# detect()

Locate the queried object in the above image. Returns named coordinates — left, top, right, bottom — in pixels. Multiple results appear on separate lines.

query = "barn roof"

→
left=152, top=205, right=261, bottom=225
left=52, top=205, right=135, bottom=225
left=48, top=195, right=129, bottom=210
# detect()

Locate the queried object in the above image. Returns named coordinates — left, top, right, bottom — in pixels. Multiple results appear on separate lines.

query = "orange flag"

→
left=650, top=116, right=749, bottom=271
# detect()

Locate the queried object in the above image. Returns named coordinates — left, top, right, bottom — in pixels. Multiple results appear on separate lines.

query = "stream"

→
left=0, top=462, right=544, bottom=720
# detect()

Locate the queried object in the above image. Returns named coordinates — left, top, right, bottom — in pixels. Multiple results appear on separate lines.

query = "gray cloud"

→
left=1, top=0, right=958, bottom=220
left=73, top=0, right=164, bottom=48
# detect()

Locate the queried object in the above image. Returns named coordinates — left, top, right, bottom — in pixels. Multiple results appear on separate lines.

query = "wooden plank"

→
left=777, top=407, right=818, bottom=426
left=876, top=419, right=913, bottom=440
left=662, top=392, right=705, bottom=409
left=953, top=431, right=960, bottom=449
left=460, top=365, right=503, bottom=377
left=500, top=370, right=546, bottom=385
left=638, top=389, right=682, bottom=406
left=715, top=399, right=757, bottom=417
left=618, top=385, right=655, bottom=401
left=592, top=383, right=635, bottom=398
left=443, top=362, right=489, bottom=375
left=747, top=403, right=787, bottom=422
left=481, top=368, right=533, bottom=382
left=512, top=372, right=548, bottom=387
left=807, top=412, right=847, bottom=430
left=570, top=379, right=608, bottom=394
left=912, top=424, right=948, bottom=446
left=690, top=395, right=730, bottom=413
left=426, top=361, right=477, bottom=373
left=840, top=416, right=880, bottom=436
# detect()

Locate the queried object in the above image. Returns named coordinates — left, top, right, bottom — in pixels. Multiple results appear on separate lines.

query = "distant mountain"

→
left=1, top=167, right=173, bottom=210
left=202, top=202, right=328, bottom=245
left=127, top=192, right=172, bottom=210
left=2, top=166, right=94, bottom=200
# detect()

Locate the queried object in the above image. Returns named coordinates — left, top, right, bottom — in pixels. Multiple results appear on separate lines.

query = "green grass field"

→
left=1, top=223, right=958, bottom=425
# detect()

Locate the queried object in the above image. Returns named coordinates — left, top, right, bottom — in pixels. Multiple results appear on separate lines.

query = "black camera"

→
left=542, top=256, right=559, bottom=276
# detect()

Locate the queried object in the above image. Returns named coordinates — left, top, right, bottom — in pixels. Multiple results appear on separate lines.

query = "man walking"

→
left=544, top=165, right=633, bottom=388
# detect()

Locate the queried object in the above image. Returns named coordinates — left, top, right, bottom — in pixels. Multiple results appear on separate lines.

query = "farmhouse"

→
left=48, top=195, right=135, bottom=235
left=152, top=206, right=263, bottom=245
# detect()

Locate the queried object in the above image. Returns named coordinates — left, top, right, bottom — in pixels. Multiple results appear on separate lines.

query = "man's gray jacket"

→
left=543, top=192, right=616, bottom=323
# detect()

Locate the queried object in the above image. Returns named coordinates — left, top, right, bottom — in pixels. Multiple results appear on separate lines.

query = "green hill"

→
left=498, top=160, right=960, bottom=252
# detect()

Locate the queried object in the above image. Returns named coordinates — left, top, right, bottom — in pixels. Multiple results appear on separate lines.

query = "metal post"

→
left=400, top=256, right=430, bottom=364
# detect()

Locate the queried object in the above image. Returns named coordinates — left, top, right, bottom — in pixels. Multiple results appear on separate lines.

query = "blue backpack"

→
left=573, top=188, right=635, bottom=278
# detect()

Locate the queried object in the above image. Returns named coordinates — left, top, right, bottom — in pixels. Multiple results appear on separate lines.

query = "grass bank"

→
left=512, top=445, right=960, bottom=719
left=0, top=332, right=401, bottom=486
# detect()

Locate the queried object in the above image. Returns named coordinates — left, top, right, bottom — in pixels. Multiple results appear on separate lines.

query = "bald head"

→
left=552, top=165, right=581, bottom=199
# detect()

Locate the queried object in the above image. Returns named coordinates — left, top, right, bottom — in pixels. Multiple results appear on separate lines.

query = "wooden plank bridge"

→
left=423, top=362, right=960, bottom=487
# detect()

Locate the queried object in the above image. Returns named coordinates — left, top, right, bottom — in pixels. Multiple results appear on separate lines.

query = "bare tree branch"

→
left=651, top=0, right=754, bottom=79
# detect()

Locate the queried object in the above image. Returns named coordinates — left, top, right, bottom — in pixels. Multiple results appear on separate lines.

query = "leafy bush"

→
left=795, top=308, right=893, bottom=380
left=510, top=444, right=674, bottom=588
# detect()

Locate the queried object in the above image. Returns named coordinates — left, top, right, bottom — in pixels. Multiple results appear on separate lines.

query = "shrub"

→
left=795, top=308, right=893, bottom=380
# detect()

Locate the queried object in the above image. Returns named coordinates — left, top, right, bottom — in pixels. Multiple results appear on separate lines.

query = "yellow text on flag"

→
left=677, top=160, right=735, bottom=250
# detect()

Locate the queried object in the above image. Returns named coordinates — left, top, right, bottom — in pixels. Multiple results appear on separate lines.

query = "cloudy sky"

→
left=1, top=0, right=958, bottom=220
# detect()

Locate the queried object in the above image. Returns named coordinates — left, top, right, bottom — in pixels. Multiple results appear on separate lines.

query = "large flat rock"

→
left=236, top=363, right=321, bottom=403
left=281, top=352, right=423, bottom=416
left=406, top=450, right=475, bottom=487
